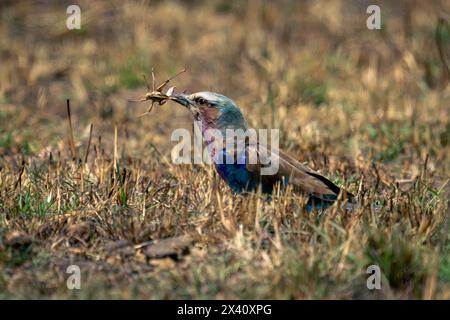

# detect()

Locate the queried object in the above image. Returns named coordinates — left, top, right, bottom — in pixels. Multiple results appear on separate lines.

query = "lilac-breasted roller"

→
left=168, top=90, right=355, bottom=211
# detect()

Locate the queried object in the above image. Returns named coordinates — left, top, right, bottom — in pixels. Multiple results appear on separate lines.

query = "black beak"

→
left=169, top=93, right=193, bottom=109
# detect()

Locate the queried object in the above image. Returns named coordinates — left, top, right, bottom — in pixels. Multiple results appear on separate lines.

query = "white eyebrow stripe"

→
left=195, top=92, right=219, bottom=102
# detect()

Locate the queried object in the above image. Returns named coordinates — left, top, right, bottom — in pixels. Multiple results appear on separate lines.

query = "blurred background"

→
left=0, top=0, right=449, bottom=299
left=0, top=0, right=449, bottom=165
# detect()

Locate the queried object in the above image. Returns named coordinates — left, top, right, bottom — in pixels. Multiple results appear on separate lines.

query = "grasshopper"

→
left=129, top=68, right=186, bottom=118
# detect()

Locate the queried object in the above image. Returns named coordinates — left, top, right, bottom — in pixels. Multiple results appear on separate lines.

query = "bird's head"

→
left=169, top=91, right=248, bottom=131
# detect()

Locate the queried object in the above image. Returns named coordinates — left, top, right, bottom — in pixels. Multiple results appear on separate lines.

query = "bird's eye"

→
left=195, top=97, right=207, bottom=105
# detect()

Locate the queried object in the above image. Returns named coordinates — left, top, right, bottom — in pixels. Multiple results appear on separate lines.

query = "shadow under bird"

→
left=159, top=89, right=356, bottom=211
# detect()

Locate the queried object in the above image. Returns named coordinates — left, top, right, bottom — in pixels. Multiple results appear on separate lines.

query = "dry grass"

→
left=0, top=0, right=449, bottom=299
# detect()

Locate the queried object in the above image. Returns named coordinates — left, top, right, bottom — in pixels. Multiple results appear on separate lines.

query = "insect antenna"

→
left=156, top=68, right=186, bottom=92
left=142, top=74, right=151, bottom=91
left=151, top=68, right=156, bottom=91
